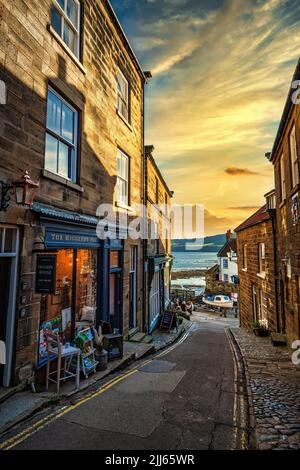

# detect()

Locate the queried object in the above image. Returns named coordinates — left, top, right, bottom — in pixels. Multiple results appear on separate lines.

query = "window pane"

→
left=117, top=152, right=121, bottom=176
left=0, top=229, right=3, bottom=252
left=66, top=0, right=78, bottom=27
left=122, top=155, right=128, bottom=179
left=110, top=251, right=120, bottom=268
left=47, top=90, right=62, bottom=135
left=51, top=6, right=62, bottom=36
left=57, top=0, right=65, bottom=9
left=4, top=228, right=14, bottom=253
left=63, top=21, right=76, bottom=54
left=58, top=141, right=69, bottom=178
left=62, top=103, right=74, bottom=143
left=45, top=133, right=58, bottom=173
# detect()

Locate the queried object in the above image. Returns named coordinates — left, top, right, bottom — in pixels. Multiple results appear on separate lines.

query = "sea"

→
left=171, top=251, right=218, bottom=294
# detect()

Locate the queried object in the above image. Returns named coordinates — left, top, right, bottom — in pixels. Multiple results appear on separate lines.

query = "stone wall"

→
left=236, top=219, right=277, bottom=333
left=272, top=102, right=300, bottom=344
left=0, top=0, right=145, bottom=380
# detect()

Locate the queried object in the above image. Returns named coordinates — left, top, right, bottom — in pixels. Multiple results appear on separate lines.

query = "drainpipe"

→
left=270, top=211, right=281, bottom=333
left=142, top=71, right=152, bottom=333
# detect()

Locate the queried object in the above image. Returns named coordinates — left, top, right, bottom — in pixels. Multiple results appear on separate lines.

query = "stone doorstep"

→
left=0, top=320, right=190, bottom=437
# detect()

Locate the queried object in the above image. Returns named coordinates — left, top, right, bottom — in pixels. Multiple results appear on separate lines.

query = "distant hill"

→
left=171, top=234, right=226, bottom=253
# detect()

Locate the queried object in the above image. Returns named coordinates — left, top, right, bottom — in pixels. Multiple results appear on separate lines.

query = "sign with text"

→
left=35, top=255, right=56, bottom=294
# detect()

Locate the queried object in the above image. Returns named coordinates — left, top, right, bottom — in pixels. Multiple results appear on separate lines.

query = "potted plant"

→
left=251, top=320, right=269, bottom=337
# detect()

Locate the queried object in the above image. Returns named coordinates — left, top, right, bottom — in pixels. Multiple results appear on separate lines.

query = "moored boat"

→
left=203, top=294, right=233, bottom=309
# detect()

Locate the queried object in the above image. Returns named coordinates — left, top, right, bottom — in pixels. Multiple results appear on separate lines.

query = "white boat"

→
left=203, top=295, right=233, bottom=309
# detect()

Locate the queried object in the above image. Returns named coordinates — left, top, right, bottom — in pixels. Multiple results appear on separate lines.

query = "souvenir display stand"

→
left=74, top=328, right=98, bottom=378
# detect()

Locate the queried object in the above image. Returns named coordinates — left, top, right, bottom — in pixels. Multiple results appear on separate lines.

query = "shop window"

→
left=110, top=250, right=120, bottom=269
left=51, top=0, right=81, bottom=57
left=0, top=227, right=17, bottom=254
left=38, top=249, right=97, bottom=366
left=45, top=87, right=78, bottom=182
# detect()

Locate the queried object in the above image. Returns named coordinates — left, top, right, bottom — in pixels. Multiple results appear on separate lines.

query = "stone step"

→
left=130, top=332, right=146, bottom=343
left=127, top=327, right=139, bottom=340
left=141, top=335, right=154, bottom=344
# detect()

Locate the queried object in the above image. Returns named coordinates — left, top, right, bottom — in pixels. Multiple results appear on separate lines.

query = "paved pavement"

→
left=0, top=312, right=247, bottom=450
left=232, top=328, right=300, bottom=450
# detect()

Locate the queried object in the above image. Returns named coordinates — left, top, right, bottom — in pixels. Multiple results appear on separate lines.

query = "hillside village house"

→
left=235, top=195, right=278, bottom=334
left=144, top=146, right=173, bottom=334
left=0, top=0, right=152, bottom=388
left=205, top=230, right=238, bottom=298
left=266, top=58, right=300, bottom=344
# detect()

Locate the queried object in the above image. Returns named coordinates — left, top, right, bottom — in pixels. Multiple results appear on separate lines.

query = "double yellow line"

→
left=0, top=326, right=192, bottom=451
left=0, top=368, right=138, bottom=450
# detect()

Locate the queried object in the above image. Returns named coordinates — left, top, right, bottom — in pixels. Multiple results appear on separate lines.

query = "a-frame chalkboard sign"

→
left=160, top=310, right=176, bottom=332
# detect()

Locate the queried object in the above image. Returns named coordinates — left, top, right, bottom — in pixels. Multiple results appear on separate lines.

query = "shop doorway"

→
left=109, top=272, right=122, bottom=332
left=0, top=226, right=19, bottom=387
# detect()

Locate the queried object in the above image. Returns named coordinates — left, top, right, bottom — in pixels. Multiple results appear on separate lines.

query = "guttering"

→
left=269, top=57, right=300, bottom=163
left=105, top=0, right=146, bottom=81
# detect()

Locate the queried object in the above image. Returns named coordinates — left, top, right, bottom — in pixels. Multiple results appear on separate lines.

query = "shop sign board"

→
left=35, top=255, right=56, bottom=294
left=45, top=226, right=101, bottom=249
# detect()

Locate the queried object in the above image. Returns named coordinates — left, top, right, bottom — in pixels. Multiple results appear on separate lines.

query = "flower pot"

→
left=253, top=328, right=269, bottom=337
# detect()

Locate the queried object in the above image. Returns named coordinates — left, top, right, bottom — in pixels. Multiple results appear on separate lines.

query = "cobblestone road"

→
left=231, top=328, right=300, bottom=450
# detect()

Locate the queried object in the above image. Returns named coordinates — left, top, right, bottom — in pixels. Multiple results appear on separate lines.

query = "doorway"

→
left=129, top=246, right=137, bottom=329
left=0, top=226, right=19, bottom=387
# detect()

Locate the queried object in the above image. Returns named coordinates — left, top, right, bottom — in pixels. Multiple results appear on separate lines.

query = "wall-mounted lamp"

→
left=0, top=170, right=39, bottom=212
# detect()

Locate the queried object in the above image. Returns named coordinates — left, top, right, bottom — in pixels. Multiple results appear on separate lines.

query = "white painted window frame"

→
left=52, top=0, right=81, bottom=58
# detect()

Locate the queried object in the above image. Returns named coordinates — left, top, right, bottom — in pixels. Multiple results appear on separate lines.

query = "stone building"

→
left=144, top=145, right=173, bottom=333
left=235, top=201, right=278, bottom=333
left=266, top=58, right=300, bottom=344
left=0, top=0, right=148, bottom=387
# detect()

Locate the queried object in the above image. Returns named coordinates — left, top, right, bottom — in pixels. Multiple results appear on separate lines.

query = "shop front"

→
left=36, top=223, right=101, bottom=368
left=31, top=206, right=126, bottom=372
left=148, top=256, right=168, bottom=333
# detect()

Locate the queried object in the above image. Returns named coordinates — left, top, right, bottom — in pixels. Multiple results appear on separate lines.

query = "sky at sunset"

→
left=111, top=0, right=300, bottom=235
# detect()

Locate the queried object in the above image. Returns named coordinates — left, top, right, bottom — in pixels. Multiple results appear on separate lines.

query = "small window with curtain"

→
left=45, top=87, right=78, bottom=182
left=243, top=244, right=247, bottom=270
left=50, top=0, right=81, bottom=57
left=117, top=68, right=130, bottom=122
left=117, top=149, right=129, bottom=206
left=289, top=124, right=299, bottom=189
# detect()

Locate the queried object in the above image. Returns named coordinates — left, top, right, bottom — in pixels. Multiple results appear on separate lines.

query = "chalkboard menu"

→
left=160, top=311, right=175, bottom=331
left=35, top=255, right=56, bottom=294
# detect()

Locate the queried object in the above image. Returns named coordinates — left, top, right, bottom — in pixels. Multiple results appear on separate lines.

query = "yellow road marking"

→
left=0, top=369, right=138, bottom=450
left=1, top=326, right=192, bottom=451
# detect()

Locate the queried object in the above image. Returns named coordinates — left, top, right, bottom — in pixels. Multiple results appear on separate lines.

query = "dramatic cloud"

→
left=111, top=0, right=300, bottom=234
left=225, top=167, right=260, bottom=176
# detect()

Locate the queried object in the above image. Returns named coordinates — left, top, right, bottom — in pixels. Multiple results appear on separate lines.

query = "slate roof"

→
left=217, top=238, right=237, bottom=257
left=235, top=205, right=271, bottom=233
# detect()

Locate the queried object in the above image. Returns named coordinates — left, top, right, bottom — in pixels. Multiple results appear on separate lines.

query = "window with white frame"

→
left=45, top=87, right=78, bottom=182
left=117, top=69, right=130, bottom=122
left=223, top=258, right=229, bottom=269
left=51, top=0, right=81, bottom=57
left=258, top=242, right=265, bottom=274
left=280, top=154, right=286, bottom=201
left=289, top=124, right=299, bottom=188
left=117, top=149, right=129, bottom=206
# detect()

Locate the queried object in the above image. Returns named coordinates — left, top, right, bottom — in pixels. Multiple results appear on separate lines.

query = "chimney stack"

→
left=226, top=229, right=234, bottom=241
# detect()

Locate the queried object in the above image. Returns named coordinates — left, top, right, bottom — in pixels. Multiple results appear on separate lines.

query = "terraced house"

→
left=0, top=0, right=150, bottom=387
left=266, top=58, right=300, bottom=345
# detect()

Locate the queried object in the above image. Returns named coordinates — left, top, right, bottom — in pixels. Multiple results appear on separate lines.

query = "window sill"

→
left=257, top=272, right=266, bottom=279
left=116, top=109, right=133, bottom=132
left=42, top=169, right=84, bottom=193
left=115, top=201, right=136, bottom=214
left=47, top=25, right=86, bottom=75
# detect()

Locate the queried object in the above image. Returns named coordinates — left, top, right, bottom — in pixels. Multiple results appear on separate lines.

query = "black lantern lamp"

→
left=0, top=170, right=39, bottom=211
